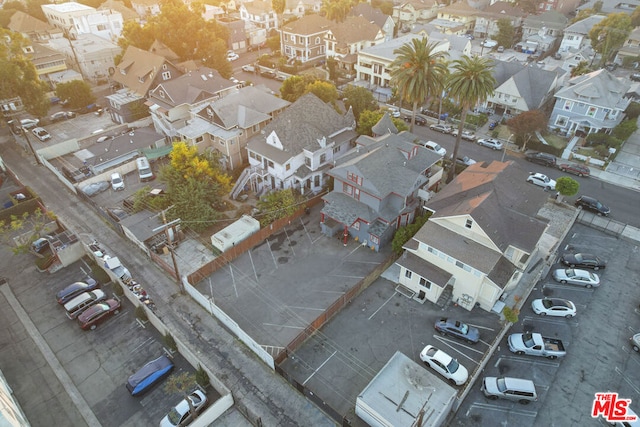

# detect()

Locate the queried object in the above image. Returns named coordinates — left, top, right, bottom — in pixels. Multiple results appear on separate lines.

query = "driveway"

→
left=606, top=117, right=640, bottom=182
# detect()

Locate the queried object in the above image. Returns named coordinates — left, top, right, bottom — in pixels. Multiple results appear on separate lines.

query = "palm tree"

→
left=389, top=37, right=448, bottom=132
left=447, top=55, right=496, bottom=180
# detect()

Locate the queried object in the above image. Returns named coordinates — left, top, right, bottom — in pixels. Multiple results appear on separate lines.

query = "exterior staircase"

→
left=435, top=284, right=453, bottom=308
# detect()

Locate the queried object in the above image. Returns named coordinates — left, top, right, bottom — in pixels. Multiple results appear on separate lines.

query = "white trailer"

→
left=211, top=215, right=260, bottom=253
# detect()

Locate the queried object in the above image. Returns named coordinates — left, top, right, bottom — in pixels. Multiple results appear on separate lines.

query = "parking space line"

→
left=495, top=355, right=560, bottom=368
left=466, top=402, right=537, bottom=417
left=543, top=283, right=595, bottom=293
left=311, top=234, right=325, bottom=244
left=299, top=217, right=314, bottom=244
left=286, top=305, right=325, bottom=312
left=330, top=274, right=365, bottom=279
left=433, top=335, right=485, bottom=359
left=303, top=350, right=336, bottom=385
left=283, top=227, right=295, bottom=257
left=131, top=337, right=155, bottom=354
left=262, top=322, right=305, bottom=330
left=615, top=367, right=640, bottom=396
left=368, top=292, right=397, bottom=320
left=247, top=250, right=258, bottom=282
left=265, top=238, right=278, bottom=269
left=522, top=315, right=575, bottom=325
left=467, top=323, right=496, bottom=331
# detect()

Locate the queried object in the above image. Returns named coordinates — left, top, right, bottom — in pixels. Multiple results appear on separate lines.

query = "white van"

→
left=136, top=157, right=154, bottom=181
left=481, top=376, right=538, bottom=404
left=64, top=289, right=106, bottom=319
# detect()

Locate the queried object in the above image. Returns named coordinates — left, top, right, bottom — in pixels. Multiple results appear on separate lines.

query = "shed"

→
left=211, top=215, right=260, bottom=253
left=356, top=351, right=456, bottom=427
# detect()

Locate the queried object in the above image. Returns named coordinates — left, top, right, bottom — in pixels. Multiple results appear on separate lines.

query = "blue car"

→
left=126, top=355, right=174, bottom=396
left=434, top=317, right=480, bottom=344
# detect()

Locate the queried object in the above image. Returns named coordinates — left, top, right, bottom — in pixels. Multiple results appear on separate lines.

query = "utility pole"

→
left=153, top=209, right=183, bottom=293
left=22, top=127, right=41, bottom=166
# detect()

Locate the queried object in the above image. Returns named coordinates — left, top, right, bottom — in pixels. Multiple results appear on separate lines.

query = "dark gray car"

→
left=434, top=317, right=480, bottom=344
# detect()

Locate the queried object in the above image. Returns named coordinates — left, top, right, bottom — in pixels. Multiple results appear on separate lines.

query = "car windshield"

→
left=447, top=358, right=460, bottom=373
left=113, top=177, right=122, bottom=184
left=574, top=254, right=584, bottom=261
left=460, top=323, right=469, bottom=335
left=542, top=299, right=553, bottom=309
left=588, top=272, right=596, bottom=281
left=565, top=269, right=575, bottom=277
left=497, top=377, right=507, bottom=392
left=166, top=407, right=183, bottom=425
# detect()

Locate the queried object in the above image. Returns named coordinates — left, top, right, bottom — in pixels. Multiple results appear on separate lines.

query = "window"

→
left=305, top=157, right=311, bottom=167
left=267, top=160, right=274, bottom=168
left=162, top=71, right=171, bottom=80
left=286, top=163, right=291, bottom=171
left=353, top=221, right=360, bottom=230
left=195, top=136, right=203, bottom=143
left=315, top=37, right=320, bottom=44
left=343, top=182, right=353, bottom=195
left=465, top=219, right=473, bottom=229
left=587, top=106, right=597, bottom=117
left=563, top=100, right=573, bottom=111
left=320, top=153, right=326, bottom=164
left=427, top=246, right=439, bottom=256
left=219, top=140, right=226, bottom=146
left=419, top=277, right=431, bottom=289
left=456, top=260, right=464, bottom=268
left=370, top=235, right=379, bottom=244
left=405, top=270, right=412, bottom=279
left=555, top=115, right=568, bottom=127
left=333, top=146, right=340, bottom=154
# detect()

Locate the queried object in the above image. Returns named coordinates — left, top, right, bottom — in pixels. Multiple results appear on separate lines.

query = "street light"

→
left=502, top=133, right=514, bottom=162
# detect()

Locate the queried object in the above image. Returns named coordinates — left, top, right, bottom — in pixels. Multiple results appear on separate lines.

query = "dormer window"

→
left=159, top=90, right=165, bottom=99
left=162, top=71, right=171, bottom=80
left=23, top=46, right=34, bottom=54
left=465, top=219, right=473, bottom=229
left=162, top=64, right=168, bottom=70
left=206, top=107, right=214, bottom=117
left=138, top=76, right=145, bottom=83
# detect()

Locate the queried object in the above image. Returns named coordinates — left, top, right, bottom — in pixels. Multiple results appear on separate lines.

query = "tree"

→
left=555, top=176, right=579, bottom=203
left=371, top=0, right=393, bottom=15
left=495, top=18, right=515, bottom=49
left=305, top=80, right=338, bottom=104
left=355, top=110, right=407, bottom=135
left=446, top=55, right=496, bottom=180
left=0, top=208, right=57, bottom=254
left=570, top=61, right=592, bottom=77
left=0, top=29, right=50, bottom=118
left=164, top=372, right=199, bottom=420
left=571, top=8, right=595, bottom=24
left=506, top=110, right=546, bottom=152
left=279, top=75, right=322, bottom=102
left=391, top=213, right=430, bottom=255
left=55, top=80, right=95, bottom=109
left=256, top=189, right=303, bottom=227
left=612, top=118, right=638, bottom=141
left=342, top=85, right=378, bottom=123
left=321, top=0, right=352, bottom=22
left=632, top=6, right=640, bottom=28
left=625, top=101, right=640, bottom=120
left=272, top=0, right=285, bottom=14
left=589, top=13, right=632, bottom=66
left=389, top=37, right=448, bottom=132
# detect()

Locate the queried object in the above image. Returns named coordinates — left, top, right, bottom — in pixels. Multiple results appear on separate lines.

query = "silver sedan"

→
left=552, top=268, right=600, bottom=288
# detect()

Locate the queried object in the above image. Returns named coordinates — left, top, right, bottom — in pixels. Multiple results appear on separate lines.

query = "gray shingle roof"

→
left=148, top=68, right=230, bottom=108
left=492, top=60, right=565, bottom=110
left=395, top=251, right=452, bottom=288
left=555, top=69, right=631, bottom=110
left=371, top=112, right=398, bottom=136
left=563, top=15, right=605, bottom=35
left=349, top=3, right=391, bottom=29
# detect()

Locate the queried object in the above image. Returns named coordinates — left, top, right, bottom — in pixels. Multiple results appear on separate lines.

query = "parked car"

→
left=77, top=298, right=121, bottom=330
left=430, top=124, right=452, bottom=134
left=56, top=278, right=99, bottom=304
left=111, top=172, right=125, bottom=191
left=20, top=118, right=39, bottom=129
left=50, top=111, right=75, bottom=122
left=31, top=237, right=50, bottom=254
left=482, top=377, right=538, bottom=404
left=226, top=51, right=239, bottom=61
left=488, top=121, right=499, bottom=130
left=260, top=69, right=277, bottom=79
left=552, top=268, right=600, bottom=288
left=525, top=151, right=556, bottom=167
left=482, top=39, right=498, bottom=48
left=434, top=317, right=480, bottom=344
left=526, top=172, right=556, bottom=190
left=32, top=127, right=51, bottom=141
left=126, top=355, right=174, bottom=396
left=477, top=138, right=503, bottom=150
left=275, top=73, right=288, bottom=82
left=558, top=163, right=590, bottom=177
left=81, top=181, right=109, bottom=196
left=107, top=207, right=129, bottom=222
left=560, top=253, right=606, bottom=270
left=419, top=345, right=468, bottom=386
left=497, top=46, right=505, bottom=53
left=64, top=289, right=107, bottom=319
left=631, top=73, right=640, bottom=82
left=423, top=140, right=447, bottom=156
left=531, top=298, right=576, bottom=318
left=159, top=389, right=208, bottom=427
left=241, top=64, right=255, bottom=73
left=452, top=155, right=476, bottom=166
left=451, top=129, right=476, bottom=141
left=403, top=115, right=427, bottom=126
left=575, top=195, right=610, bottom=216
left=631, top=334, right=640, bottom=352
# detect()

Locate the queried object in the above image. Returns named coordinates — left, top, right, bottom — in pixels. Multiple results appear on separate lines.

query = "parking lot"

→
left=451, top=223, right=640, bottom=426
left=0, top=250, right=215, bottom=427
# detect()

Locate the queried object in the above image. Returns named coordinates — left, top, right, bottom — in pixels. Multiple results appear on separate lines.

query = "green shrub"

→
left=503, top=306, right=519, bottom=323
left=135, top=305, right=148, bottom=322
left=113, top=282, right=124, bottom=297
left=163, top=332, right=177, bottom=351
left=195, top=364, right=210, bottom=387
left=391, top=212, right=431, bottom=255
left=612, top=119, right=638, bottom=141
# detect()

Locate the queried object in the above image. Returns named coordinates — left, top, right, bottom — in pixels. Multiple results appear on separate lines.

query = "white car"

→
left=32, top=127, right=51, bottom=141
left=631, top=334, right=640, bottom=352
left=477, top=138, right=503, bottom=150
left=526, top=172, right=556, bottom=190
left=419, top=345, right=468, bottom=386
left=159, top=390, right=208, bottom=427
left=552, top=268, right=600, bottom=288
left=226, top=51, right=239, bottom=61
left=531, top=298, right=576, bottom=318
left=452, top=130, right=476, bottom=141
left=110, top=172, right=125, bottom=191
left=241, top=64, right=255, bottom=72
left=423, top=140, right=447, bottom=156
left=482, top=39, right=498, bottom=48
left=20, top=118, right=40, bottom=129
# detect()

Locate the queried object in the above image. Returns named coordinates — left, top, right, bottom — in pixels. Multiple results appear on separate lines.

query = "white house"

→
left=559, top=15, right=605, bottom=53
left=41, top=2, right=123, bottom=42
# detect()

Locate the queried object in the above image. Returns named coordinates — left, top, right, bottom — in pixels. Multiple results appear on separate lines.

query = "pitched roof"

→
left=523, top=10, right=567, bottom=29
left=243, top=0, right=273, bottom=14
left=371, top=112, right=398, bottom=136
left=360, top=33, right=446, bottom=60
left=148, top=40, right=180, bottom=62
left=349, top=3, right=391, bottom=29
left=8, top=11, right=61, bottom=36
left=492, top=61, right=564, bottom=110
left=397, top=0, right=441, bottom=10
left=439, top=1, right=477, bottom=15
left=425, top=160, right=549, bottom=253
left=555, top=69, right=631, bottom=110
left=281, top=14, right=333, bottom=34
left=563, top=15, right=605, bottom=35
left=148, top=68, right=232, bottom=108
left=328, top=15, right=381, bottom=45
left=98, top=0, right=138, bottom=21
left=112, top=45, right=180, bottom=96
left=481, top=1, right=527, bottom=18
left=247, top=93, right=354, bottom=163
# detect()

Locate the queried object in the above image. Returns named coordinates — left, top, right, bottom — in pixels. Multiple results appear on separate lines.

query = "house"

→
left=472, top=2, right=527, bottom=41
left=41, top=2, right=124, bottom=42
left=98, top=0, right=139, bottom=22
left=217, top=17, right=248, bottom=52
left=27, top=43, right=68, bottom=84
left=396, top=160, right=549, bottom=311
left=147, top=67, right=241, bottom=139
left=320, top=129, right=444, bottom=252
left=485, top=60, right=565, bottom=119
left=536, top=0, right=581, bottom=15
left=521, top=11, right=567, bottom=52
left=280, top=14, right=332, bottom=64
left=577, top=0, right=640, bottom=15
left=392, top=0, right=441, bottom=32
left=179, top=85, right=290, bottom=171
left=325, top=15, right=386, bottom=77
left=239, top=0, right=278, bottom=31
left=615, top=27, right=640, bottom=66
left=202, top=4, right=226, bottom=22
left=431, top=1, right=478, bottom=36
left=243, top=93, right=356, bottom=196
left=349, top=3, right=396, bottom=42
left=355, top=34, right=448, bottom=94
left=46, top=33, right=121, bottom=83
left=283, top=0, right=322, bottom=19
left=111, top=45, right=183, bottom=97
left=549, top=69, right=631, bottom=136
left=559, top=48, right=593, bottom=72
left=130, top=0, right=161, bottom=19
left=428, top=31, right=473, bottom=61
left=8, top=10, right=63, bottom=42
left=559, top=15, right=605, bottom=53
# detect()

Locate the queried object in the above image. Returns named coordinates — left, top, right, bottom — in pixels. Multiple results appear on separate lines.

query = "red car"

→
left=558, top=163, right=590, bottom=177
left=77, top=299, right=121, bottom=330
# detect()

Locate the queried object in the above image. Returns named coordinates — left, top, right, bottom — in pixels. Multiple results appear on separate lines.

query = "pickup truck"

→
left=508, top=332, right=566, bottom=359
